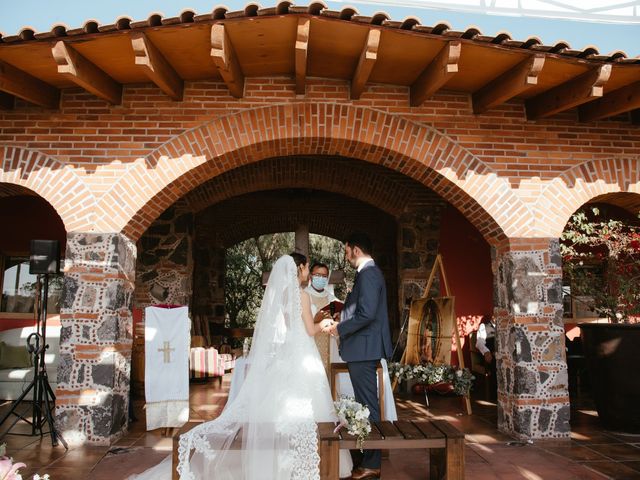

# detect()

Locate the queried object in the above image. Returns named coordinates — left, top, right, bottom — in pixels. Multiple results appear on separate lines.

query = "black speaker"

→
left=29, top=240, right=61, bottom=275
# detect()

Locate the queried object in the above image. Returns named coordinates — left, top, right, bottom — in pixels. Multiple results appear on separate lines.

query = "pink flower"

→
left=0, top=457, right=26, bottom=480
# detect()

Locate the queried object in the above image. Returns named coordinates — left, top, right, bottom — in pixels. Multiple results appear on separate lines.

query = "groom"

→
left=324, top=232, right=392, bottom=480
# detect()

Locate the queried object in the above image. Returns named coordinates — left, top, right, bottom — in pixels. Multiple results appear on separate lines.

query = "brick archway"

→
left=183, top=156, right=441, bottom=218
left=537, top=158, right=640, bottom=237
left=95, top=104, right=530, bottom=244
left=0, top=146, right=96, bottom=232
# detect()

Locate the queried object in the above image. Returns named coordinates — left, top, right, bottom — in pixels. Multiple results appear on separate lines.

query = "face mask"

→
left=311, top=275, right=328, bottom=291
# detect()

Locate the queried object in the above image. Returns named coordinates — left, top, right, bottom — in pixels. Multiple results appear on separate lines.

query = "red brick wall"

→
left=0, top=79, right=638, bottom=245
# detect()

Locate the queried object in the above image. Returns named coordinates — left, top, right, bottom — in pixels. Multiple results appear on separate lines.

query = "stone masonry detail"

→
left=55, top=233, right=136, bottom=446
left=493, top=238, right=570, bottom=439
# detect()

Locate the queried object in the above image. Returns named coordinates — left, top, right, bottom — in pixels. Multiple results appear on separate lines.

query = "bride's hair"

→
left=289, top=252, right=307, bottom=268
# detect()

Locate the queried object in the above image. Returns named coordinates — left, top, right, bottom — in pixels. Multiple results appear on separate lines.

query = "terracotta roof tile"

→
left=1, top=2, right=637, bottom=62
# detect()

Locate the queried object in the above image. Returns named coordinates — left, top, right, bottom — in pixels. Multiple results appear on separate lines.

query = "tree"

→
left=561, top=207, right=640, bottom=323
left=224, top=232, right=353, bottom=327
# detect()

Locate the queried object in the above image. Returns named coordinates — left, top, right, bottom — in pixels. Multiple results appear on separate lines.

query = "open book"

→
left=320, top=300, right=344, bottom=316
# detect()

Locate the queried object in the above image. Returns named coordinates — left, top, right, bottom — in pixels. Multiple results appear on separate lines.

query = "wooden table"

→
left=318, top=419, right=465, bottom=479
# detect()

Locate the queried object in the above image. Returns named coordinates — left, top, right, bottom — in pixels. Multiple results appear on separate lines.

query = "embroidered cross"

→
left=158, top=341, right=175, bottom=363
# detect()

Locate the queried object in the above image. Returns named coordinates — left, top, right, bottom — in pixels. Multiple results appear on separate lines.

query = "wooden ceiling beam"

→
left=0, top=60, right=59, bottom=109
left=526, top=64, right=611, bottom=120
left=52, top=41, right=122, bottom=105
left=211, top=24, right=244, bottom=98
left=351, top=29, right=381, bottom=100
left=579, top=80, right=640, bottom=122
left=131, top=32, right=184, bottom=101
left=0, top=92, right=14, bottom=110
left=295, top=18, right=310, bottom=95
left=473, top=54, right=545, bottom=114
left=410, top=41, right=461, bottom=107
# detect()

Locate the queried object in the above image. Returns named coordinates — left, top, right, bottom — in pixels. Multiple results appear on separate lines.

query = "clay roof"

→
left=0, top=2, right=638, bottom=122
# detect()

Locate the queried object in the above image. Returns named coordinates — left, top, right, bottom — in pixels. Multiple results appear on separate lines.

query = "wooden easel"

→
left=395, top=254, right=472, bottom=415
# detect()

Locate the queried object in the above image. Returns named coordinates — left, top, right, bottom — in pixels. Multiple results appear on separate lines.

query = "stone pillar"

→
left=398, top=206, right=443, bottom=304
left=493, top=238, right=570, bottom=439
left=135, top=203, right=194, bottom=308
left=55, top=233, right=136, bottom=446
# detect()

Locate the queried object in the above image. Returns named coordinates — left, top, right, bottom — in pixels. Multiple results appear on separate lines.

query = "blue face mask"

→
left=311, top=275, right=328, bottom=291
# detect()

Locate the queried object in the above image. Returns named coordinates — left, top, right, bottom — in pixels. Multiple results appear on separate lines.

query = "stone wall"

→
left=398, top=205, right=445, bottom=304
left=134, top=201, right=194, bottom=309
left=493, top=238, right=570, bottom=439
left=55, top=232, right=136, bottom=445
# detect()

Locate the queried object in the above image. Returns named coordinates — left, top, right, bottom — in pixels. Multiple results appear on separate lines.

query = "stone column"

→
left=398, top=206, right=443, bottom=303
left=55, top=233, right=136, bottom=446
left=135, top=203, right=194, bottom=308
left=493, top=238, right=570, bottom=439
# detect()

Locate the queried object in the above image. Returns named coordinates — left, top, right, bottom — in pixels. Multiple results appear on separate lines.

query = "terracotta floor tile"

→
left=4, top=375, right=640, bottom=479
left=582, top=460, right=640, bottom=479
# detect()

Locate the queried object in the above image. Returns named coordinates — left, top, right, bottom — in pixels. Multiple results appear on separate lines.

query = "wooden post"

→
left=295, top=224, right=309, bottom=259
left=317, top=422, right=340, bottom=480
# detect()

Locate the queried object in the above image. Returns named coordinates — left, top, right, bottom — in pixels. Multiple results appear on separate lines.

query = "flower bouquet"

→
left=0, top=444, right=26, bottom=480
left=333, top=396, right=371, bottom=451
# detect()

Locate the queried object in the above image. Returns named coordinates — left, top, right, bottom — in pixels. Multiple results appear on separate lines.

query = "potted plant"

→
left=561, top=206, right=640, bottom=432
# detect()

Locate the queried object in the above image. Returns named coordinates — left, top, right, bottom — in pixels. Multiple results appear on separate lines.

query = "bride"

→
left=130, top=253, right=353, bottom=479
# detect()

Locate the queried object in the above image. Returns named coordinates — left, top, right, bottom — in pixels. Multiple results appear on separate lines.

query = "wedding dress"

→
left=129, top=255, right=352, bottom=479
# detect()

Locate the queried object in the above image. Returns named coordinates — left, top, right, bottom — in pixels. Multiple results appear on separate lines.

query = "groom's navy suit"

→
left=337, top=260, right=392, bottom=470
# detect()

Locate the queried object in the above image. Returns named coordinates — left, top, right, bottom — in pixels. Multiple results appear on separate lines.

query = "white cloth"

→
left=305, top=285, right=337, bottom=317
left=476, top=321, right=496, bottom=355
left=144, top=306, right=190, bottom=430
left=227, top=356, right=248, bottom=405
left=131, top=256, right=352, bottom=480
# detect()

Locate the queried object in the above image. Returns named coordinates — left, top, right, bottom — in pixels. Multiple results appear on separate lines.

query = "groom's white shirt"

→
left=357, top=257, right=374, bottom=272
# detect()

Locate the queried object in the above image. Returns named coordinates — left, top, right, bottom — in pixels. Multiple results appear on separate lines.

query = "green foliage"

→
left=225, top=232, right=351, bottom=328
left=561, top=207, right=640, bottom=323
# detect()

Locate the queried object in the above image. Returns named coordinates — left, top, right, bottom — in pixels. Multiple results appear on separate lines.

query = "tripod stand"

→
left=0, top=274, right=67, bottom=448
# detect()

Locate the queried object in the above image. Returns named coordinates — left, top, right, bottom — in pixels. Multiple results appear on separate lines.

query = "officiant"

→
left=306, top=262, right=339, bottom=374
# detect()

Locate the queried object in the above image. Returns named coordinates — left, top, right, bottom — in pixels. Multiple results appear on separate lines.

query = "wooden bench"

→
left=318, top=419, right=464, bottom=480
left=172, top=419, right=464, bottom=480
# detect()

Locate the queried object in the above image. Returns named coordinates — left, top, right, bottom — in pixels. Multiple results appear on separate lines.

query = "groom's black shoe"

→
left=350, top=467, right=381, bottom=479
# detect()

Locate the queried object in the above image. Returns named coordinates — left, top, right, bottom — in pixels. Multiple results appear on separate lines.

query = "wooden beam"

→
left=351, top=29, right=381, bottom=100
left=0, top=60, right=59, bottom=109
left=0, top=92, right=14, bottom=110
left=52, top=41, right=122, bottom=105
left=579, top=80, right=640, bottom=122
left=526, top=64, right=611, bottom=120
left=131, top=32, right=184, bottom=101
left=295, top=18, right=310, bottom=95
left=410, top=41, right=461, bottom=107
left=472, top=54, right=545, bottom=114
left=211, top=24, right=244, bottom=98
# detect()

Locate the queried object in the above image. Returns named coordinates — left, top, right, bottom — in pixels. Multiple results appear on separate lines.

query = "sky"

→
left=0, top=0, right=638, bottom=56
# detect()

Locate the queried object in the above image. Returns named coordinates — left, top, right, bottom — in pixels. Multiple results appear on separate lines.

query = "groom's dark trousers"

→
left=337, top=261, right=393, bottom=470
left=347, top=360, right=382, bottom=468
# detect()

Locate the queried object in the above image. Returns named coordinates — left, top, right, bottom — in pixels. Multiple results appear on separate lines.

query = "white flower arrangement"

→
left=333, top=396, right=371, bottom=451
left=388, top=362, right=475, bottom=396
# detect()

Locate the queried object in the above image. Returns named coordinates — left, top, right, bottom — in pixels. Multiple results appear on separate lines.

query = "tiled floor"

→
left=1, top=376, right=639, bottom=479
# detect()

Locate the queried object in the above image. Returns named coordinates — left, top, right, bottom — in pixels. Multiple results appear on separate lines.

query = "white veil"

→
left=177, top=255, right=333, bottom=480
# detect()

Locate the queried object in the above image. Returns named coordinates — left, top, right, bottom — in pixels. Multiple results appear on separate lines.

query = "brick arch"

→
left=0, top=146, right=96, bottom=232
left=183, top=156, right=440, bottom=217
left=199, top=190, right=398, bottom=249
left=536, top=158, right=640, bottom=237
left=96, top=103, right=531, bottom=244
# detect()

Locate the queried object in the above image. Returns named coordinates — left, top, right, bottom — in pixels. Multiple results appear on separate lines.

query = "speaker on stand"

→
left=0, top=240, right=67, bottom=448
